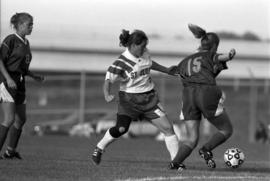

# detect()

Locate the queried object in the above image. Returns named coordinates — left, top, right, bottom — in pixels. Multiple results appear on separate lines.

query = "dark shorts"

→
left=0, top=75, right=26, bottom=105
left=118, top=90, right=166, bottom=120
left=181, top=84, right=225, bottom=121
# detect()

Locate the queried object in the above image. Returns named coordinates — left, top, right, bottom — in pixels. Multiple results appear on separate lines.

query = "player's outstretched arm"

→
left=151, top=61, right=178, bottom=75
left=217, top=49, right=236, bottom=62
left=151, top=61, right=168, bottom=73
left=26, top=70, right=45, bottom=82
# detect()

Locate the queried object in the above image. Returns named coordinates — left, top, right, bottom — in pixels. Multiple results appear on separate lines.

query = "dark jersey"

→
left=177, top=51, right=227, bottom=85
left=0, top=34, right=32, bottom=77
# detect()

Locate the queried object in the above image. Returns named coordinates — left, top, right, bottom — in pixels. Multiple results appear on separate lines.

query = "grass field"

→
left=0, top=74, right=269, bottom=181
left=0, top=134, right=269, bottom=181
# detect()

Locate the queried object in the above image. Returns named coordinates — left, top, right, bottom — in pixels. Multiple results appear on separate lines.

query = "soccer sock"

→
left=172, top=143, right=193, bottom=164
left=164, top=134, right=179, bottom=160
left=7, top=126, right=22, bottom=151
left=0, top=125, right=9, bottom=151
left=202, top=131, right=227, bottom=151
left=97, top=129, right=116, bottom=150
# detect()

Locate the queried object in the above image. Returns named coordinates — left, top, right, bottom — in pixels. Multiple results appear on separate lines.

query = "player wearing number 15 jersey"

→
left=168, top=24, right=236, bottom=171
left=178, top=50, right=227, bottom=86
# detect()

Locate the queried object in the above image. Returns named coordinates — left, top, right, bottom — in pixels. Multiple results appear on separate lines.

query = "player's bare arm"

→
left=0, top=59, right=17, bottom=89
left=217, top=49, right=236, bottom=62
left=26, top=70, right=45, bottom=82
left=151, top=61, right=178, bottom=75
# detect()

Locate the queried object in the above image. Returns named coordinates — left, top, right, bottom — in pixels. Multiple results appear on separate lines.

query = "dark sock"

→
left=7, top=126, right=22, bottom=151
left=203, top=132, right=226, bottom=151
left=0, top=125, right=9, bottom=151
left=172, top=143, right=193, bottom=164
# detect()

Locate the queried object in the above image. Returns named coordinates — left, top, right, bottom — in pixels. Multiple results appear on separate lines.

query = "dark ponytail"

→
left=119, top=29, right=148, bottom=48
left=119, top=29, right=130, bottom=47
left=188, top=23, right=219, bottom=51
left=188, top=23, right=206, bottom=39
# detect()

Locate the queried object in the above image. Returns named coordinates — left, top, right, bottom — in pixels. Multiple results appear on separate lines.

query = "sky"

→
left=0, top=0, right=270, bottom=41
left=0, top=0, right=269, bottom=77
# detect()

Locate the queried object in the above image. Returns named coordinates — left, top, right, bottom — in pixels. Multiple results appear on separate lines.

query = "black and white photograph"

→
left=0, top=0, right=269, bottom=180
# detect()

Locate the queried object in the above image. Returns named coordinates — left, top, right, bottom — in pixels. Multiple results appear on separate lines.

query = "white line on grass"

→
left=115, top=176, right=269, bottom=181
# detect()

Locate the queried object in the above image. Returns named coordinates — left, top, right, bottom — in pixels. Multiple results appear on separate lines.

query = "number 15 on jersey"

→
left=187, top=56, right=202, bottom=76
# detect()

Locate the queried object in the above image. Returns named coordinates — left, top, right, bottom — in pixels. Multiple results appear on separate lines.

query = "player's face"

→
left=19, top=18, right=33, bottom=36
left=131, top=41, right=147, bottom=58
left=24, top=19, right=34, bottom=35
left=211, top=44, right=218, bottom=52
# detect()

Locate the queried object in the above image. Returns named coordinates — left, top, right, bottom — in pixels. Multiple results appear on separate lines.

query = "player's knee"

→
left=190, top=137, right=199, bottom=149
left=109, top=125, right=129, bottom=138
left=222, top=120, right=233, bottom=139
left=222, top=126, right=233, bottom=139
left=109, top=114, right=131, bottom=138
left=184, top=135, right=199, bottom=149
left=109, top=126, right=127, bottom=138
left=161, top=125, right=175, bottom=136
left=184, top=140, right=197, bottom=149
left=118, top=126, right=128, bottom=134
left=211, top=112, right=233, bottom=139
left=2, top=114, right=15, bottom=127
left=14, top=118, right=26, bottom=129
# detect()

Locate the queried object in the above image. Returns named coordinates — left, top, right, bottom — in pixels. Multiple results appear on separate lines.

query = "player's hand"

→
left=229, top=49, right=236, bottom=60
left=6, top=78, right=17, bottom=89
left=104, top=94, right=115, bottom=102
left=168, top=65, right=179, bottom=76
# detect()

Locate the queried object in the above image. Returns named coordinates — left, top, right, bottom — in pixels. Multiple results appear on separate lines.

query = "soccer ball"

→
left=224, top=147, right=245, bottom=168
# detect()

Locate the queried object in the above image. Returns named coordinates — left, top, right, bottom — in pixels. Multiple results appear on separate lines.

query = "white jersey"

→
left=105, top=49, right=155, bottom=93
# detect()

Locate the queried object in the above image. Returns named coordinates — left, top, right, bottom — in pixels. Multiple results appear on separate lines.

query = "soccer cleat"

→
left=3, top=150, right=22, bottom=160
left=199, top=148, right=216, bottom=168
left=92, top=147, right=103, bottom=165
left=168, top=162, right=186, bottom=172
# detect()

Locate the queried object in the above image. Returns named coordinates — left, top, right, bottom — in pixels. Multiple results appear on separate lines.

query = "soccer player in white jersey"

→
left=92, top=29, right=179, bottom=166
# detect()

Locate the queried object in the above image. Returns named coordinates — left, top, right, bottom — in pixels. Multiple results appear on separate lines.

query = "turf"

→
left=0, top=74, right=269, bottom=180
left=0, top=134, right=269, bottom=181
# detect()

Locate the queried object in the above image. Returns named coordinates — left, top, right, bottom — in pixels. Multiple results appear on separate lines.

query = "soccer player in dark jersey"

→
left=0, top=12, right=44, bottom=159
left=91, top=29, right=179, bottom=166
left=168, top=24, right=236, bottom=171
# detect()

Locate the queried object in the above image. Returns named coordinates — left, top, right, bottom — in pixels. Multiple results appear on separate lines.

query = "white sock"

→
left=97, top=129, right=116, bottom=150
left=164, top=134, right=179, bottom=160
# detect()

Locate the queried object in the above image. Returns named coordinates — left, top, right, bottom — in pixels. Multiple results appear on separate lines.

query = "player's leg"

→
left=97, top=114, right=132, bottom=149
left=150, top=114, right=179, bottom=161
left=199, top=88, right=231, bottom=168
left=92, top=114, right=132, bottom=165
left=138, top=89, right=179, bottom=162
left=201, top=111, right=233, bottom=152
left=169, top=120, right=200, bottom=170
left=169, top=86, right=203, bottom=171
left=198, top=111, right=232, bottom=169
left=0, top=103, right=16, bottom=154
left=4, top=104, right=26, bottom=159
